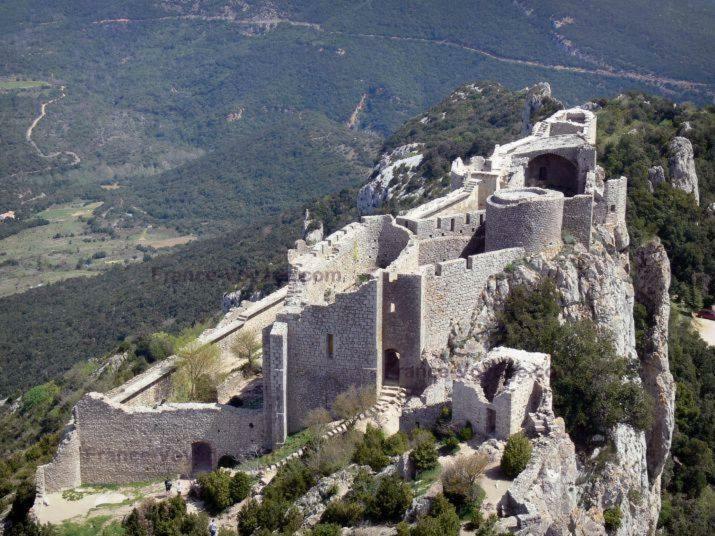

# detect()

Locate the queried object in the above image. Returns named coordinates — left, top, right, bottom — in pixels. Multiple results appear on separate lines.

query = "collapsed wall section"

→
left=75, top=394, right=264, bottom=485
left=36, top=424, right=82, bottom=495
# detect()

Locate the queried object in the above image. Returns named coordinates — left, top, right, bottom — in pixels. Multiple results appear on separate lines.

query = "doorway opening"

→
left=383, top=349, right=400, bottom=385
left=191, top=441, right=213, bottom=475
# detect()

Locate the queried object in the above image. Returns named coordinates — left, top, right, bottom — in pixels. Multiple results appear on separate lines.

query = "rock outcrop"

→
left=647, top=165, right=666, bottom=192
left=302, top=209, right=324, bottom=246
left=634, top=239, right=675, bottom=483
left=521, top=82, right=552, bottom=135
left=668, top=136, right=699, bottom=204
left=357, top=144, right=423, bottom=215
left=449, top=225, right=671, bottom=534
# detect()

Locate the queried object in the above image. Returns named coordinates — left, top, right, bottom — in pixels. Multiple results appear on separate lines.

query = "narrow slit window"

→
left=390, top=302, right=396, bottom=313
left=327, top=334, right=334, bottom=359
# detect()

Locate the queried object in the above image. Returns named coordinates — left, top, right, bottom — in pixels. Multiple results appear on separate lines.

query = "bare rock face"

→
left=451, top=226, right=673, bottom=534
left=357, top=144, right=423, bottom=215
left=522, top=82, right=553, bottom=135
left=647, top=165, right=666, bottom=192
left=634, top=239, right=674, bottom=483
left=221, top=289, right=242, bottom=312
left=668, top=136, right=700, bottom=204
left=302, top=209, right=324, bottom=246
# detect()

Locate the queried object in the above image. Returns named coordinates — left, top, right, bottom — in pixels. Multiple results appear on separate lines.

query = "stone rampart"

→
left=421, top=248, right=525, bottom=351
left=562, top=194, right=594, bottom=246
left=485, top=188, right=564, bottom=254
left=282, top=280, right=382, bottom=433
left=75, top=393, right=264, bottom=485
left=36, top=424, right=81, bottom=496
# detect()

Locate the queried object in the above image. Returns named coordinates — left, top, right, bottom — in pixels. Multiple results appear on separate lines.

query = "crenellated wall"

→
left=421, top=248, right=525, bottom=351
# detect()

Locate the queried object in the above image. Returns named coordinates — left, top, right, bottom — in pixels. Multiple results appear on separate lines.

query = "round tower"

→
left=485, top=187, right=564, bottom=253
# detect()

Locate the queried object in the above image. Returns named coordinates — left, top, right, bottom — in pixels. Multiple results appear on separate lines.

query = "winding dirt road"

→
left=25, top=85, right=80, bottom=165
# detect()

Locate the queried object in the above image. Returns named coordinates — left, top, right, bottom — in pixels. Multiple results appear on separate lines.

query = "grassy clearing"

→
left=0, top=80, right=50, bottom=90
left=0, top=201, right=195, bottom=297
left=411, top=465, right=442, bottom=496
left=55, top=515, right=125, bottom=536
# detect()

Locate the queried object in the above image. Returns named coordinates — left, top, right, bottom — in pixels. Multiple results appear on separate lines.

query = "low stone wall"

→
left=76, top=393, right=264, bottom=485
left=416, top=235, right=473, bottom=266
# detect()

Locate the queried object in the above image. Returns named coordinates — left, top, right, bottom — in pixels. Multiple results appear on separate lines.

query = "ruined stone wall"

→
left=290, top=216, right=409, bottom=305
left=397, top=212, right=484, bottom=238
left=485, top=189, right=564, bottom=254
left=36, top=424, right=82, bottom=494
left=562, top=194, right=594, bottom=246
left=421, top=248, right=525, bottom=351
left=263, top=321, right=288, bottom=447
left=75, top=394, right=264, bottom=485
left=284, top=280, right=382, bottom=433
left=381, top=272, right=425, bottom=392
left=594, top=176, right=627, bottom=228
left=416, top=236, right=473, bottom=266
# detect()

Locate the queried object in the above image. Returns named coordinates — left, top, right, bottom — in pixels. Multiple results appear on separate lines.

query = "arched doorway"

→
left=383, top=349, right=400, bottom=385
left=191, top=441, right=213, bottom=475
left=526, top=153, right=579, bottom=196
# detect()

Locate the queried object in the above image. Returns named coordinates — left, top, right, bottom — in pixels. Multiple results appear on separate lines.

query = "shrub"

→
left=237, top=497, right=303, bottom=536
left=124, top=496, right=209, bottom=536
left=332, top=385, right=376, bottom=421
left=442, top=453, right=488, bottom=508
left=308, top=524, right=342, bottom=536
left=367, top=475, right=413, bottom=522
left=458, top=422, right=474, bottom=441
left=384, top=431, right=410, bottom=456
left=197, top=470, right=232, bottom=513
left=9, top=480, right=36, bottom=522
left=433, top=405, right=453, bottom=439
left=410, top=434, right=439, bottom=475
left=603, top=506, right=622, bottom=532
left=306, top=431, right=361, bottom=476
left=501, top=434, right=532, bottom=479
left=443, top=436, right=460, bottom=454
left=229, top=472, right=252, bottom=503
left=264, top=459, right=316, bottom=502
left=410, top=495, right=460, bottom=536
left=353, top=425, right=390, bottom=471
left=497, top=281, right=653, bottom=444
left=303, top=407, right=333, bottom=435
left=320, top=499, right=365, bottom=526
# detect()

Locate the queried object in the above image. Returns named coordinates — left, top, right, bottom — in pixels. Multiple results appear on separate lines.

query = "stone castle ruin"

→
left=38, top=107, right=628, bottom=513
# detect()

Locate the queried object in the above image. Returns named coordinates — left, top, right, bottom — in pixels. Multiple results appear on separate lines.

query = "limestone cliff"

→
left=668, top=136, right=699, bottom=204
left=448, top=226, right=673, bottom=534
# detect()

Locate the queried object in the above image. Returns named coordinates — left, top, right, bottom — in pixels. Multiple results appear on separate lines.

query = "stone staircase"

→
left=250, top=385, right=407, bottom=474
left=525, top=411, right=551, bottom=436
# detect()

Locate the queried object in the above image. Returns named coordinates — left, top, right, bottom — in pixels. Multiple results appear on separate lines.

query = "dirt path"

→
left=26, top=85, right=80, bottom=165
left=346, top=93, right=367, bottom=129
left=329, top=31, right=712, bottom=98
left=693, top=316, right=715, bottom=346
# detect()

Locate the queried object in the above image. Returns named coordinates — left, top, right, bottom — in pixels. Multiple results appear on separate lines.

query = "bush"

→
left=309, top=523, right=342, bottom=536
left=501, top=434, right=532, bottom=479
left=443, top=436, right=460, bottom=454
left=410, top=495, right=460, bottom=536
left=197, top=470, right=233, bottom=513
left=353, top=425, right=390, bottom=471
left=458, top=422, right=474, bottom=441
left=217, top=455, right=238, bottom=469
left=229, top=472, right=252, bottom=503
left=410, top=433, right=439, bottom=475
left=332, top=385, right=376, bottom=421
left=442, top=453, right=488, bottom=508
left=603, top=506, right=622, bottom=532
left=384, top=431, right=410, bottom=456
left=367, top=475, right=413, bottom=522
left=237, top=497, right=303, bottom=536
left=9, top=481, right=36, bottom=522
left=306, top=432, right=360, bottom=476
left=124, top=496, right=208, bottom=536
left=320, top=500, right=365, bottom=526
left=497, top=281, right=653, bottom=444
left=264, top=459, right=316, bottom=502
